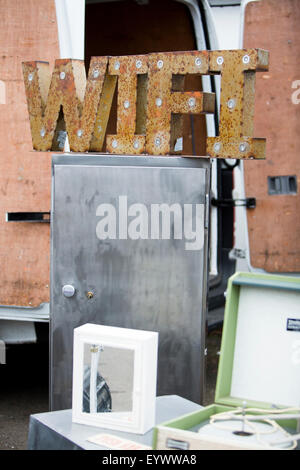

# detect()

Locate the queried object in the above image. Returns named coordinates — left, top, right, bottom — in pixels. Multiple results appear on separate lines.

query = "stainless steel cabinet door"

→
left=50, top=154, right=210, bottom=410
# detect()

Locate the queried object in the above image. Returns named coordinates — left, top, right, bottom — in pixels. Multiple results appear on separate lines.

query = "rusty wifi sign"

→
left=22, top=49, right=269, bottom=159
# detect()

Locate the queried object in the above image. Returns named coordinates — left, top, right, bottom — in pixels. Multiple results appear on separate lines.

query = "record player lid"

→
left=215, top=272, right=300, bottom=409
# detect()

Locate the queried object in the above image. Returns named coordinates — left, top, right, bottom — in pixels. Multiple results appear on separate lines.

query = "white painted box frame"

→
left=72, top=323, right=158, bottom=434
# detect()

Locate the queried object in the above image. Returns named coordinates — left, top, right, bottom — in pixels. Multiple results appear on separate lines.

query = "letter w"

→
left=22, top=58, right=116, bottom=152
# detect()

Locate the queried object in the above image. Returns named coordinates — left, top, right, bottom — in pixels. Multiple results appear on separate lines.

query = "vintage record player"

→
left=153, top=272, right=300, bottom=450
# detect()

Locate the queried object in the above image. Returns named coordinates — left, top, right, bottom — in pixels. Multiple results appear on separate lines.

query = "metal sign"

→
left=23, top=49, right=269, bottom=159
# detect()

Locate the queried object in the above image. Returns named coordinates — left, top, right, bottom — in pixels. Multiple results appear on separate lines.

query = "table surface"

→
left=28, top=395, right=202, bottom=450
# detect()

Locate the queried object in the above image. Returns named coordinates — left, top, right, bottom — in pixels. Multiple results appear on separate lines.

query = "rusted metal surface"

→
left=89, top=74, right=117, bottom=152
left=107, top=55, right=147, bottom=154
left=243, top=0, right=300, bottom=272
left=22, top=57, right=113, bottom=153
left=145, top=51, right=214, bottom=155
left=207, top=49, right=269, bottom=160
left=23, top=49, right=268, bottom=158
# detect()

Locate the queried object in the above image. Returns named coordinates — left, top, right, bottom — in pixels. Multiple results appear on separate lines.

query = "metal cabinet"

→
left=50, top=154, right=210, bottom=410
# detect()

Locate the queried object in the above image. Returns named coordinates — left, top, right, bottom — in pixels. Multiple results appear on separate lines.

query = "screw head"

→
left=123, top=100, right=130, bottom=109
left=227, top=98, right=236, bottom=109
left=242, top=54, right=250, bottom=64
left=28, top=73, right=34, bottom=82
left=214, top=142, right=221, bottom=153
left=93, top=69, right=99, bottom=78
left=40, top=128, right=46, bottom=138
left=195, top=57, right=202, bottom=67
left=216, top=56, right=224, bottom=65
left=188, top=97, right=196, bottom=108
left=77, top=129, right=83, bottom=138
left=155, top=137, right=161, bottom=147
left=239, top=142, right=248, bottom=152
left=59, top=71, right=66, bottom=80
left=112, top=139, right=118, bottom=149
left=133, top=140, right=139, bottom=150
left=157, top=60, right=164, bottom=69
left=136, top=60, right=142, bottom=69
left=97, top=125, right=102, bottom=133
left=114, top=61, right=120, bottom=71
left=155, top=97, right=162, bottom=107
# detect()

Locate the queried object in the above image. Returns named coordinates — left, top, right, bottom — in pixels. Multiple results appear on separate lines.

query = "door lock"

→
left=62, top=285, right=76, bottom=298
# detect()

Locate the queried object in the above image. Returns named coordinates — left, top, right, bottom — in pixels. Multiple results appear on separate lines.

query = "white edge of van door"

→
left=235, top=0, right=263, bottom=273
left=55, top=0, right=85, bottom=60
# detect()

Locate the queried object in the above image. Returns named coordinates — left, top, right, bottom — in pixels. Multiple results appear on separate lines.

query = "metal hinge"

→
left=6, top=212, right=50, bottom=223
left=211, top=197, right=256, bottom=209
left=229, top=248, right=247, bottom=260
left=0, top=340, right=6, bottom=364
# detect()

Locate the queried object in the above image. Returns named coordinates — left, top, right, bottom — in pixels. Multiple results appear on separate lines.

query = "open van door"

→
left=242, top=0, right=300, bottom=273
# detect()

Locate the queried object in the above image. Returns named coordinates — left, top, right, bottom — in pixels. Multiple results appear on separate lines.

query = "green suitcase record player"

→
left=153, top=272, right=300, bottom=450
